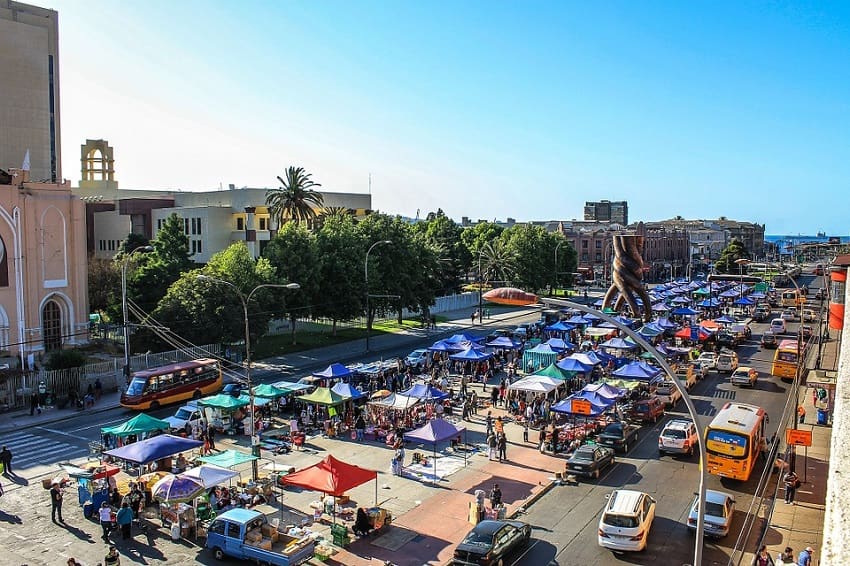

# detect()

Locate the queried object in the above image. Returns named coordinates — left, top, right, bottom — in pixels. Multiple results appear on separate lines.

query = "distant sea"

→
left=765, top=235, right=849, bottom=244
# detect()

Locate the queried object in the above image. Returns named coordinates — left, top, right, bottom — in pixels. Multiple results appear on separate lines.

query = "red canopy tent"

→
left=282, top=455, right=378, bottom=521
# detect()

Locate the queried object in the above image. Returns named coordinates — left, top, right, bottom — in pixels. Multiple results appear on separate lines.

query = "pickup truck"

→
left=206, top=508, right=314, bottom=566
left=597, top=422, right=641, bottom=453
left=164, top=401, right=205, bottom=432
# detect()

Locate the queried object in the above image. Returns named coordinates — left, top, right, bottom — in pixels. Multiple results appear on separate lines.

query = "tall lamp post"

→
left=198, top=275, right=300, bottom=478
left=121, top=245, right=153, bottom=387
left=554, top=240, right=565, bottom=295
left=365, top=240, right=392, bottom=352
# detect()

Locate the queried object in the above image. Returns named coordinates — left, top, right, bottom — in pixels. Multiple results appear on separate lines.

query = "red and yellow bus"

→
left=705, top=402, right=767, bottom=482
left=120, top=358, right=223, bottom=410
left=771, top=339, right=801, bottom=381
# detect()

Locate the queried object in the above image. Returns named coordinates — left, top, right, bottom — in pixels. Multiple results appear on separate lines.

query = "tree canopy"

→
left=265, top=166, right=325, bottom=228
left=713, top=239, right=751, bottom=274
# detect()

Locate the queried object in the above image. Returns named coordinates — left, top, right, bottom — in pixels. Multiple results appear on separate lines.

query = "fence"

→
left=0, top=343, right=221, bottom=412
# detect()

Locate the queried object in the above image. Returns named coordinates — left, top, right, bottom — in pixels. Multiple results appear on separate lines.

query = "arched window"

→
left=42, top=300, right=62, bottom=351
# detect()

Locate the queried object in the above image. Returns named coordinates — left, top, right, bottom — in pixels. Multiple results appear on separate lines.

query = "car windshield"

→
left=175, top=408, right=193, bottom=420
left=663, top=429, right=685, bottom=439
left=603, top=514, right=638, bottom=528
left=462, top=529, right=494, bottom=545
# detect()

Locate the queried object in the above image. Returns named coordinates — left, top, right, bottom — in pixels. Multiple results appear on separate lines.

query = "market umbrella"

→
left=151, top=474, right=206, bottom=504
left=672, top=307, right=699, bottom=316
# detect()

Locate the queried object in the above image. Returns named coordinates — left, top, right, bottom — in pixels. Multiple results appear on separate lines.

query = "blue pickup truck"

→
left=205, top=508, right=314, bottom=566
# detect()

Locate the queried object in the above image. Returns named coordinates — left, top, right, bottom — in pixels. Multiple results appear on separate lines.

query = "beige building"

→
left=0, top=168, right=89, bottom=363
left=0, top=1, right=62, bottom=183
left=74, top=140, right=372, bottom=261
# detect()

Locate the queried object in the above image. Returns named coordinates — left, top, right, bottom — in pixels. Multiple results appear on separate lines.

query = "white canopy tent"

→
left=508, top=376, right=560, bottom=394
left=367, top=393, right=422, bottom=410
left=180, top=464, right=240, bottom=488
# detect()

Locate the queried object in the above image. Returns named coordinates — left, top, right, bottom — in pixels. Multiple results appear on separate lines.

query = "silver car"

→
left=687, top=490, right=735, bottom=538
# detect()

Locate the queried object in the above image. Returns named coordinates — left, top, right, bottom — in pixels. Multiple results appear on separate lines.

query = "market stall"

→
left=296, top=387, right=348, bottom=436
left=403, top=418, right=467, bottom=484
left=521, top=343, right=559, bottom=374
left=103, top=434, right=203, bottom=474
left=198, top=394, right=250, bottom=435
left=152, top=474, right=205, bottom=540
left=366, top=393, right=422, bottom=441
left=99, top=412, right=171, bottom=451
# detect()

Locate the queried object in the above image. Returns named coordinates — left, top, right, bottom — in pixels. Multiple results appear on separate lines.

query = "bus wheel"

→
left=193, top=389, right=202, bottom=400
left=150, top=400, right=160, bottom=410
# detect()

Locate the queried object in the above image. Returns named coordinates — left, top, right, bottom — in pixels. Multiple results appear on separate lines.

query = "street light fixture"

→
left=121, top=245, right=153, bottom=387
left=365, top=240, right=392, bottom=352
left=197, top=275, right=300, bottom=478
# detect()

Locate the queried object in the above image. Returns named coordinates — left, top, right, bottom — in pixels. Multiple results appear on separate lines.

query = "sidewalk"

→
left=0, top=304, right=540, bottom=434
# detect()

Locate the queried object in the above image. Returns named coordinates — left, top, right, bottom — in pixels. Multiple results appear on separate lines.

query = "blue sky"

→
left=50, top=0, right=848, bottom=234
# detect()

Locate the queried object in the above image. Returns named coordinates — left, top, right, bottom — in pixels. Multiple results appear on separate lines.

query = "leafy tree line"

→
left=88, top=168, right=577, bottom=350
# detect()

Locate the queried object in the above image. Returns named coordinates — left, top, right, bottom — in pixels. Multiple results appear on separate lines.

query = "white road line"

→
left=34, top=426, right=82, bottom=439
left=68, top=416, right=124, bottom=433
left=13, top=445, right=85, bottom=466
left=3, top=436, right=54, bottom=451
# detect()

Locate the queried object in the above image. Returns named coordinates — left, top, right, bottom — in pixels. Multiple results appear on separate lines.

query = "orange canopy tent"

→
left=282, top=455, right=378, bottom=521
left=699, top=319, right=721, bottom=330
left=482, top=287, right=539, bottom=306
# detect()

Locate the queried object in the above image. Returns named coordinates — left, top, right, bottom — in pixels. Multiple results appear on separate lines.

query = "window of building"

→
left=595, top=252, right=602, bottom=262
left=581, top=252, right=589, bottom=261
left=259, top=218, right=267, bottom=230
left=582, top=240, right=588, bottom=249
left=196, top=240, right=202, bottom=254
left=196, top=218, right=202, bottom=235
left=184, top=218, right=190, bottom=234
left=191, top=240, right=196, bottom=255
left=42, top=300, right=62, bottom=351
left=595, top=240, right=602, bottom=249
left=237, top=217, right=244, bottom=231
left=191, top=218, right=197, bottom=235
left=157, top=219, right=163, bottom=230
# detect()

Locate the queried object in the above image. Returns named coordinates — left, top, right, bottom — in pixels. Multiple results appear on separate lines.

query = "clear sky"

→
left=48, top=0, right=848, bottom=235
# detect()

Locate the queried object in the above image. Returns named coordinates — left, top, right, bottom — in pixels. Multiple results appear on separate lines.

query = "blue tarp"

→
left=612, top=361, right=662, bottom=381
left=449, top=347, right=493, bottom=361
left=104, top=434, right=203, bottom=465
left=555, top=357, right=593, bottom=373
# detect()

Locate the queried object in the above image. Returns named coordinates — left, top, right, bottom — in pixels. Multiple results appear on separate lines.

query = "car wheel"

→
left=212, top=547, right=225, bottom=561
left=150, top=400, right=160, bottom=410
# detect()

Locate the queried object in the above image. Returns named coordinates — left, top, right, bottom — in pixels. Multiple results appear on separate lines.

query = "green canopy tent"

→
left=198, top=394, right=250, bottom=410
left=101, top=413, right=170, bottom=438
left=297, top=387, right=347, bottom=407
left=532, top=362, right=572, bottom=381
left=197, top=448, right=258, bottom=468
left=252, top=383, right=292, bottom=399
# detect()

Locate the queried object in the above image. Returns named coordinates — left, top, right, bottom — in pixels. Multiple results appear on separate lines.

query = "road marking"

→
left=68, top=416, right=124, bottom=433
left=34, top=426, right=80, bottom=438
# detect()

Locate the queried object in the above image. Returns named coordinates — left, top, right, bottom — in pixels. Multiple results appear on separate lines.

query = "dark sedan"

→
left=566, top=444, right=615, bottom=479
left=453, top=520, right=531, bottom=566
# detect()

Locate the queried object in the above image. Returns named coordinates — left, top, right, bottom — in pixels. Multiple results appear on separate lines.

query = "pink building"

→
left=0, top=168, right=89, bottom=365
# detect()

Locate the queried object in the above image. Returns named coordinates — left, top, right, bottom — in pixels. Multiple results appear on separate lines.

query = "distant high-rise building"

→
left=0, top=0, right=61, bottom=183
left=584, top=200, right=628, bottom=225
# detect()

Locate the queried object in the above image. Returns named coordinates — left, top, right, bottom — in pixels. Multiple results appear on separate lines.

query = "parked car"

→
left=206, top=508, right=315, bottom=565
left=164, top=401, right=204, bottom=432
left=761, top=331, right=778, bottom=349
left=654, top=381, right=682, bottom=408
left=222, top=382, right=247, bottom=397
left=565, top=444, right=616, bottom=479
left=801, top=325, right=813, bottom=340
left=598, top=422, right=641, bottom=452
left=715, top=330, right=739, bottom=350
left=405, top=349, right=430, bottom=371
left=453, top=520, right=532, bottom=566
left=697, top=352, right=717, bottom=370
left=629, top=397, right=666, bottom=424
left=730, top=366, right=758, bottom=387
left=658, top=419, right=699, bottom=457
left=802, top=309, right=817, bottom=322
left=716, top=350, right=739, bottom=374
left=598, top=490, right=657, bottom=552
left=729, top=323, right=752, bottom=340
left=692, top=361, right=710, bottom=380
left=769, top=318, right=787, bottom=334
left=687, top=490, right=736, bottom=538
left=752, top=307, right=771, bottom=322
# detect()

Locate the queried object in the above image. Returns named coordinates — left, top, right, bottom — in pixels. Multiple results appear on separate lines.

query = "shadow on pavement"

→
left=61, top=522, right=97, bottom=544
left=0, top=509, right=22, bottom=523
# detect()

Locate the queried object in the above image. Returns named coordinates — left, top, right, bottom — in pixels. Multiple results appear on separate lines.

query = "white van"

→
left=769, top=318, right=787, bottom=334
left=598, top=489, right=657, bottom=551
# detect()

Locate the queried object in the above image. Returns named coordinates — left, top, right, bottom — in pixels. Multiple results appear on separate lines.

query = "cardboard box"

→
left=258, top=538, right=272, bottom=551
left=246, top=530, right=262, bottom=542
left=261, top=524, right=274, bottom=536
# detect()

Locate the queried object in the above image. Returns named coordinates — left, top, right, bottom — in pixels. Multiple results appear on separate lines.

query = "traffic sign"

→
left=571, top=399, right=593, bottom=415
left=786, top=428, right=812, bottom=447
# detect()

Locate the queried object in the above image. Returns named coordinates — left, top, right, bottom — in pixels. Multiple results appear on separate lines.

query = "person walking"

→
left=523, top=420, right=529, bottom=443
left=797, top=546, right=814, bottom=566
left=488, top=483, right=502, bottom=511
left=783, top=470, right=800, bottom=504
left=797, top=405, right=806, bottom=424
left=207, top=426, right=216, bottom=451
left=497, top=432, right=507, bottom=462
left=128, top=483, right=144, bottom=525
left=98, top=501, right=114, bottom=541
left=776, top=547, right=794, bottom=564
left=487, top=433, right=497, bottom=461
left=50, top=481, right=64, bottom=523
left=485, top=412, right=493, bottom=437
left=752, top=544, right=775, bottom=566
left=0, top=445, right=11, bottom=475
left=116, top=502, right=133, bottom=540
left=354, top=414, right=366, bottom=442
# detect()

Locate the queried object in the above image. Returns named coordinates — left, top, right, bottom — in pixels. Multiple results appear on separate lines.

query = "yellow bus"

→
left=771, top=339, right=801, bottom=381
left=120, top=358, right=223, bottom=410
left=780, top=289, right=805, bottom=308
left=705, top=402, right=767, bottom=482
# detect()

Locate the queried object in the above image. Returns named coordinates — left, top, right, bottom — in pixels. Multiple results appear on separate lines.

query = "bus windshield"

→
left=706, top=429, right=748, bottom=459
left=126, top=377, right=147, bottom=397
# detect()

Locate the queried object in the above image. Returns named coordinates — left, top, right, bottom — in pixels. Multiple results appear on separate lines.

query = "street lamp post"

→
left=554, top=240, right=565, bottom=295
left=197, top=275, right=300, bottom=478
left=478, top=251, right=483, bottom=324
left=541, top=296, right=708, bottom=566
left=365, top=240, right=392, bottom=352
left=121, top=245, right=153, bottom=387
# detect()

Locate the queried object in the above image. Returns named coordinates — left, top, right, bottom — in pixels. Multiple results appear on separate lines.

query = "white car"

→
left=164, top=401, right=204, bottom=432
left=654, top=381, right=682, bottom=408
left=716, top=351, right=739, bottom=374
left=692, top=361, right=710, bottom=380
left=658, top=419, right=698, bottom=456
left=780, top=309, right=796, bottom=322
left=697, top=352, right=717, bottom=370
left=769, top=318, right=787, bottom=334
left=598, top=490, right=656, bottom=552
left=405, top=349, right=429, bottom=370
left=802, top=309, right=816, bottom=322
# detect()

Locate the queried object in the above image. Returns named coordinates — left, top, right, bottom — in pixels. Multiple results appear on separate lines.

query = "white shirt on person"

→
left=99, top=506, right=113, bottom=522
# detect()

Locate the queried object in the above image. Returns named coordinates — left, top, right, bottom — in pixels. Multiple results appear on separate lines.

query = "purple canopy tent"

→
left=403, top=418, right=468, bottom=483
left=400, top=383, right=449, bottom=401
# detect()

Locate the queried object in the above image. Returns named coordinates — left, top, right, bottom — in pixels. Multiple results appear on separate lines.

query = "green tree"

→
left=416, top=210, right=470, bottom=294
left=461, top=222, right=505, bottom=259
left=314, top=214, right=365, bottom=335
left=118, top=233, right=150, bottom=256
left=87, top=256, right=120, bottom=316
left=478, top=239, right=517, bottom=286
left=552, top=235, right=578, bottom=293
left=500, top=224, right=553, bottom=292
left=262, top=223, right=321, bottom=344
left=714, top=239, right=751, bottom=274
left=265, top=166, right=325, bottom=228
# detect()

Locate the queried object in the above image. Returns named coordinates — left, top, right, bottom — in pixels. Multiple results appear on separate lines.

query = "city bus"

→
left=771, top=339, right=802, bottom=381
left=120, top=358, right=223, bottom=410
left=780, top=289, right=805, bottom=308
left=705, top=402, right=767, bottom=482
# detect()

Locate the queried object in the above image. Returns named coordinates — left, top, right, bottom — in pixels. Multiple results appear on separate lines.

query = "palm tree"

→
left=478, top=240, right=516, bottom=286
left=265, top=167, right=325, bottom=227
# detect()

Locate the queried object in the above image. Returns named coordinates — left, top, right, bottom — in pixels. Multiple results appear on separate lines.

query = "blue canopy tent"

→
left=697, top=298, right=721, bottom=308
left=543, top=337, right=575, bottom=352
left=551, top=394, right=613, bottom=416
left=428, top=340, right=463, bottom=352
left=444, top=333, right=484, bottom=344
left=522, top=343, right=559, bottom=373
left=564, top=315, right=590, bottom=325
left=544, top=321, right=575, bottom=333
left=714, top=315, right=737, bottom=324
left=612, top=361, right=662, bottom=382
left=400, top=384, right=449, bottom=401
left=104, top=434, right=203, bottom=466
left=651, top=303, right=670, bottom=312
left=568, top=352, right=603, bottom=366
left=672, top=307, right=699, bottom=316
left=599, top=337, right=638, bottom=350
left=654, top=317, right=679, bottom=330
left=637, top=323, right=663, bottom=338
left=733, top=296, right=755, bottom=306
left=583, top=382, right=626, bottom=400
left=485, top=336, right=522, bottom=349
left=331, top=382, right=366, bottom=400
left=574, top=389, right=620, bottom=408
left=670, top=296, right=691, bottom=305
left=313, top=363, right=354, bottom=380
left=449, top=347, right=493, bottom=362
left=403, top=418, right=467, bottom=482
left=555, top=357, right=593, bottom=374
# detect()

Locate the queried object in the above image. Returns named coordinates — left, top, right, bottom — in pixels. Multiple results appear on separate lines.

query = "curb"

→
left=508, top=479, right=557, bottom=519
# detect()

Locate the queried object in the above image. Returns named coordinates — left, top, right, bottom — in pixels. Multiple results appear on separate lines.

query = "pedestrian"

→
left=487, top=433, right=497, bottom=461
left=797, top=546, right=814, bottom=566
left=98, top=501, right=114, bottom=540
left=522, top=420, right=529, bottom=443
left=538, top=426, right=547, bottom=453
left=460, top=374, right=468, bottom=397
left=776, top=547, right=794, bottom=564
left=355, top=414, right=365, bottom=442
left=490, top=386, right=499, bottom=407
left=783, top=470, right=800, bottom=504
left=116, top=502, right=133, bottom=540
left=752, top=544, right=775, bottom=566
left=129, top=483, right=144, bottom=524
left=104, top=545, right=120, bottom=566
left=497, top=432, right=507, bottom=462
left=0, top=445, right=11, bottom=475
left=489, top=483, right=502, bottom=510
left=50, top=480, right=64, bottom=523
left=207, top=426, right=216, bottom=451
left=797, top=405, right=806, bottom=424
left=471, top=311, right=477, bottom=325
left=485, top=412, right=493, bottom=437
left=94, top=378, right=103, bottom=401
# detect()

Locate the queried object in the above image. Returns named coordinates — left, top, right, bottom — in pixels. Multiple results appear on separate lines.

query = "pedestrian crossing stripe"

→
left=0, top=432, right=87, bottom=468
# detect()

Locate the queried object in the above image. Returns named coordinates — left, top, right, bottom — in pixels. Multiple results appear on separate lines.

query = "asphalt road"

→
left=509, top=273, right=823, bottom=566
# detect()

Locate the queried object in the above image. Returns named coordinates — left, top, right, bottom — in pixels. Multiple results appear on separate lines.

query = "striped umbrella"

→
left=151, top=474, right=205, bottom=504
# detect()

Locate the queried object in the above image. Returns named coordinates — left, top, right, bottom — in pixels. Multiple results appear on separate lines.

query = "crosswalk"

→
left=0, top=430, right=89, bottom=472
